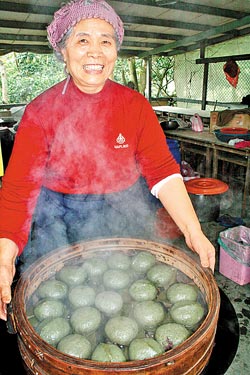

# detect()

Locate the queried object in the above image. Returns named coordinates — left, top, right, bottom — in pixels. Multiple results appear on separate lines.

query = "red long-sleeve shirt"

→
left=0, top=78, right=179, bottom=254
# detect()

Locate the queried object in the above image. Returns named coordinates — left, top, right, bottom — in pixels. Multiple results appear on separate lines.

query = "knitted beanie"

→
left=47, top=0, right=124, bottom=51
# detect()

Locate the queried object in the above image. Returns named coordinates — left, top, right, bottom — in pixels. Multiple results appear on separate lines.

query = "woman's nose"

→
left=87, top=43, right=102, bottom=58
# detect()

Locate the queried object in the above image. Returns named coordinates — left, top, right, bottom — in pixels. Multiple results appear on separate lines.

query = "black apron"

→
left=18, top=178, right=160, bottom=271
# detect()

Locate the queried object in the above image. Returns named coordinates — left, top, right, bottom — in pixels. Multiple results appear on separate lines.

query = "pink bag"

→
left=190, top=113, right=204, bottom=132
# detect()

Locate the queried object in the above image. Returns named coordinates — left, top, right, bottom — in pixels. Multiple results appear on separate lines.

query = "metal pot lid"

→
left=185, top=178, right=229, bottom=195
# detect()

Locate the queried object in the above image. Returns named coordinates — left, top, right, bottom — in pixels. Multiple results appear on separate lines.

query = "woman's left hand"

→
left=158, top=177, right=215, bottom=272
left=184, top=229, right=215, bottom=272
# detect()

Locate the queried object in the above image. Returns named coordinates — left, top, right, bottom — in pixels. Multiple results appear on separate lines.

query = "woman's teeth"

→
left=84, top=65, right=104, bottom=71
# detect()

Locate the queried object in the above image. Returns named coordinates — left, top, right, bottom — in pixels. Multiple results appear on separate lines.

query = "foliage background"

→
left=0, top=52, right=175, bottom=104
left=1, top=53, right=65, bottom=104
left=1, top=35, right=249, bottom=108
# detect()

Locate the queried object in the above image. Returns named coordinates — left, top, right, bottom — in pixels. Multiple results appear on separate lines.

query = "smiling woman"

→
left=0, top=0, right=216, bottom=323
left=60, top=19, right=118, bottom=93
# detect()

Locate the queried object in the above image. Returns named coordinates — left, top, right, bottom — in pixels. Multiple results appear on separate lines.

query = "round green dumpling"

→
left=37, top=279, right=68, bottom=300
left=91, top=343, right=126, bottom=362
left=170, top=301, right=205, bottom=329
left=103, top=269, right=130, bottom=290
left=129, top=279, right=157, bottom=302
left=147, top=264, right=176, bottom=288
left=166, top=283, right=198, bottom=304
left=82, top=257, right=108, bottom=278
left=57, top=265, right=87, bottom=286
left=39, top=317, right=71, bottom=346
left=155, top=322, right=190, bottom=350
left=95, top=291, right=123, bottom=316
left=68, top=286, right=96, bottom=308
left=129, top=338, right=163, bottom=360
left=70, top=306, right=101, bottom=334
left=105, top=316, right=139, bottom=346
left=28, top=315, right=39, bottom=329
left=35, top=317, right=53, bottom=334
left=34, top=299, right=65, bottom=321
left=131, top=251, right=156, bottom=274
left=133, top=301, right=165, bottom=330
left=107, top=252, right=131, bottom=270
left=57, top=334, right=92, bottom=359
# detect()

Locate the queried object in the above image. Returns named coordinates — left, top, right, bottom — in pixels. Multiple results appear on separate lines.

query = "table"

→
left=164, top=129, right=250, bottom=216
left=153, top=105, right=211, bottom=118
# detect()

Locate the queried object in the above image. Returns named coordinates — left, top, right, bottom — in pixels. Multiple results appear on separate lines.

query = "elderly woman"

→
left=0, top=0, right=215, bottom=321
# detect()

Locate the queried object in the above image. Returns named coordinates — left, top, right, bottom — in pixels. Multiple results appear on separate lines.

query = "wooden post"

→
left=0, top=60, right=8, bottom=104
left=200, top=44, right=208, bottom=111
left=145, top=57, right=152, bottom=101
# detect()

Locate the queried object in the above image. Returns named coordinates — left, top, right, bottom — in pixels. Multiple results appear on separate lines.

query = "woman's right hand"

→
left=0, top=239, right=19, bottom=321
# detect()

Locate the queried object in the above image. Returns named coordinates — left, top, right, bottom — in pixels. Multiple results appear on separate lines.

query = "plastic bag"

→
left=190, top=113, right=204, bottom=132
left=218, top=226, right=250, bottom=266
left=180, top=161, right=200, bottom=181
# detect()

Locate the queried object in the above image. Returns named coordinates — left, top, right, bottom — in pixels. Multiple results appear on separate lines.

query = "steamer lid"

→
left=185, top=178, right=229, bottom=195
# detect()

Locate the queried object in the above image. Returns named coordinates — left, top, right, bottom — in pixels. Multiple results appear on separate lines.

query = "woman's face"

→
left=62, top=18, right=118, bottom=94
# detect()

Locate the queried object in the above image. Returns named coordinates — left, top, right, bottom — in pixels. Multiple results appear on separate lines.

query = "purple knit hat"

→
left=47, top=0, right=124, bottom=51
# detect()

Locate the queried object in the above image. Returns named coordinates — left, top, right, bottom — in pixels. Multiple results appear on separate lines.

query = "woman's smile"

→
left=83, top=64, right=104, bottom=72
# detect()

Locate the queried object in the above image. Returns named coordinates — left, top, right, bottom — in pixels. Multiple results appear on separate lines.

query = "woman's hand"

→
left=158, top=177, right=215, bottom=272
left=0, top=239, right=19, bottom=321
left=183, top=228, right=215, bottom=272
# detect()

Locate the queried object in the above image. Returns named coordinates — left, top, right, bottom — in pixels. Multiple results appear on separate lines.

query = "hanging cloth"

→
left=223, top=59, right=240, bottom=88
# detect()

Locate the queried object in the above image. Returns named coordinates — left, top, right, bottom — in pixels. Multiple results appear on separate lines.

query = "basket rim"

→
left=12, top=238, right=220, bottom=370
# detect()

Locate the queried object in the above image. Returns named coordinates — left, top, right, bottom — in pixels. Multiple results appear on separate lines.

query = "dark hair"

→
left=127, top=81, right=135, bottom=90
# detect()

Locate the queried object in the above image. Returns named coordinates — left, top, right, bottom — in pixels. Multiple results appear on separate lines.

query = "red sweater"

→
left=0, top=79, right=179, bottom=253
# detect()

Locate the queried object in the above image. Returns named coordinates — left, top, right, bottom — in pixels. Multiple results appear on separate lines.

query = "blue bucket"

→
left=166, top=139, right=181, bottom=164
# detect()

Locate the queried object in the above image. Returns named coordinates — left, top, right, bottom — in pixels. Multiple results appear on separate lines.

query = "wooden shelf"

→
left=165, top=129, right=250, bottom=216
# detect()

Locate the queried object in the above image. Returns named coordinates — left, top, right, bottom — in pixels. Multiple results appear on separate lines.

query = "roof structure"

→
left=0, top=0, right=250, bottom=58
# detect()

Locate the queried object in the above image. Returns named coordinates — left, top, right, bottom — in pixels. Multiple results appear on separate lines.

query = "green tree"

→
left=151, top=56, right=175, bottom=98
left=0, top=52, right=65, bottom=103
left=113, top=57, right=146, bottom=94
left=0, top=52, right=175, bottom=104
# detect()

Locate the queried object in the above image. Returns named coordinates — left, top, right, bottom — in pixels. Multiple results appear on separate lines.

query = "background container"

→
left=214, top=129, right=250, bottom=143
left=185, top=178, right=229, bottom=222
left=218, top=226, right=250, bottom=285
left=167, top=138, right=181, bottom=164
left=11, top=238, right=220, bottom=375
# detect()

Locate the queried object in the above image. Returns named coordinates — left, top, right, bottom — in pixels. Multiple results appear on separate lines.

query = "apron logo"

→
left=116, top=133, right=126, bottom=144
left=114, top=133, right=129, bottom=149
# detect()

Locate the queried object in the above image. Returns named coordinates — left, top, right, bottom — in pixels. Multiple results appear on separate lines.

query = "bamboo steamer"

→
left=11, top=238, right=220, bottom=375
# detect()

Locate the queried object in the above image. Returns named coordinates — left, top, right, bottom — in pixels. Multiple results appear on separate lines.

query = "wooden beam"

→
left=0, top=16, right=207, bottom=40
left=138, top=15, right=250, bottom=58
left=113, top=1, right=249, bottom=19
left=0, top=34, right=46, bottom=43
left=122, top=15, right=208, bottom=31
left=0, top=43, right=51, bottom=55
left=125, top=30, right=182, bottom=41
left=0, top=20, right=47, bottom=30
left=2, top=1, right=248, bottom=20
left=0, top=1, right=56, bottom=15
left=159, top=27, right=250, bottom=58
left=196, top=54, right=250, bottom=64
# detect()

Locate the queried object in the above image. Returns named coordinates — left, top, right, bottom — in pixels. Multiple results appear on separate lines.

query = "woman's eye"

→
left=79, top=38, right=88, bottom=44
left=102, top=40, right=111, bottom=45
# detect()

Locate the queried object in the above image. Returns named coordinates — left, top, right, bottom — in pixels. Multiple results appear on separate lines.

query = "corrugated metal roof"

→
left=0, top=0, right=250, bottom=57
